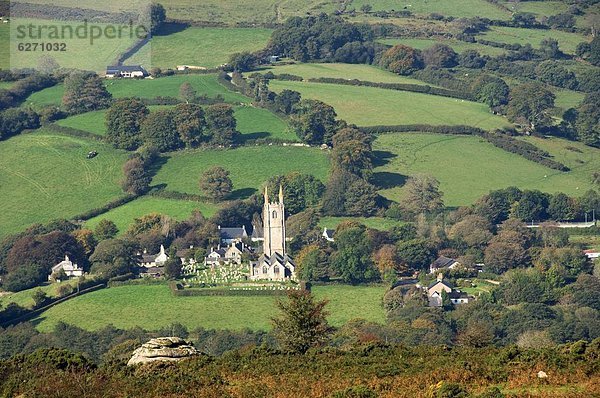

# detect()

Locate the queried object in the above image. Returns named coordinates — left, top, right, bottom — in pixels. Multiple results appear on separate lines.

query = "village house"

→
left=218, top=225, right=248, bottom=245
left=426, top=274, right=470, bottom=307
left=139, top=245, right=169, bottom=268
left=429, top=256, right=461, bottom=274
left=48, top=255, right=83, bottom=281
left=584, top=249, right=600, bottom=260
left=105, top=65, right=149, bottom=78
left=249, top=186, right=296, bottom=281
left=205, top=242, right=250, bottom=267
left=176, top=246, right=197, bottom=266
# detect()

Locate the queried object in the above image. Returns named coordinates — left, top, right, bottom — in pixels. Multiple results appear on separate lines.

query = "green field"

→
left=500, top=1, right=569, bottom=17
left=56, top=110, right=108, bottom=135
left=269, top=80, right=512, bottom=130
left=8, top=19, right=138, bottom=72
left=0, top=81, right=13, bottom=90
left=350, top=0, right=511, bottom=19
left=0, top=280, right=81, bottom=308
left=128, top=26, right=272, bottom=69
left=235, top=106, right=296, bottom=141
left=372, top=133, right=598, bottom=206
left=263, top=62, right=434, bottom=85
left=27, top=74, right=249, bottom=108
left=554, top=89, right=585, bottom=112
left=84, top=196, right=219, bottom=234
left=152, top=146, right=330, bottom=198
left=377, top=37, right=508, bottom=57
left=477, top=26, right=589, bottom=55
left=32, top=284, right=386, bottom=332
left=0, top=23, right=8, bottom=70
left=319, top=216, right=405, bottom=231
left=0, top=130, right=128, bottom=238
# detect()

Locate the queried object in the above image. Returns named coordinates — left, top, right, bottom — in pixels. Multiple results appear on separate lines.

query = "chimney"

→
left=437, top=273, right=443, bottom=282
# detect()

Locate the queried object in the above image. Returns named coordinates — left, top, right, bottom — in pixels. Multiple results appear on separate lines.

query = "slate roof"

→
left=428, top=279, right=455, bottom=290
left=219, top=226, right=247, bottom=241
left=431, top=256, right=458, bottom=270
left=106, top=65, right=147, bottom=74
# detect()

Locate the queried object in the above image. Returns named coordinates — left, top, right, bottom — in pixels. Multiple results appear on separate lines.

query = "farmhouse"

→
left=48, top=255, right=83, bottom=281
left=205, top=242, right=250, bottom=267
left=584, top=249, right=600, bottom=260
left=105, top=65, right=149, bottom=78
left=427, top=274, right=470, bottom=307
left=429, top=256, right=461, bottom=274
left=218, top=225, right=248, bottom=245
left=249, top=186, right=296, bottom=281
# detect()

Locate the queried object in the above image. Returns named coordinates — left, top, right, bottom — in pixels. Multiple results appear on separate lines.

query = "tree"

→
left=448, top=215, right=493, bottom=249
left=331, top=127, right=372, bottom=178
left=296, top=245, right=330, bottom=281
left=173, top=103, right=206, bottom=147
left=121, top=157, right=151, bottom=195
left=400, top=175, right=444, bottom=216
left=266, top=173, right=325, bottom=215
left=539, top=38, right=562, bottom=59
left=373, top=244, right=402, bottom=281
left=588, top=36, right=600, bottom=66
left=271, top=290, right=332, bottom=354
left=89, top=239, right=139, bottom=278
left=535, top=61, right=578, bottom=89
left=274, top=89, right=301, bottom=115
left=575, top=95, right=600, bottom=147
left=290, top=99, right=340, bottom=145
left=72, top=229, right=97, bottom=257
left=458, top=50, right=486, bottom=69
left=140, top=110, right=183, bottom=152
left=62, top=71, right=112, bottom=114
left=360, top=4, right=372, bottom=13
left=140, top=2, right=166, bottom=35
left=422, top=44, right=458, bottom=68
left=95, top=220, right=118, bottom=241
left=379, top=44, right=423, bottom=75
left=200, top=166, right=233, bottom=201
left=548, top=192, right=577, bottom=221
left=32, top=289, right=49, bottom=307
left=512, top=12, right=537, bottom=27
left=205, top=103, right=238, bottom=146
left=178, top=82, right=196, bottom=104
left=228, top=52, right=258, bottom=72
left=472, top=75, right=510, bottom=108
left=1, top=263, right=46, bottom=292
left=396, top=239, right=436, bottom=273
left=321, top=171, right=378, bottom=217
left=511, top=190, right=549, bottom=222
left=0, top=108, right=40, bottom=140
left=105, top=98, right=149, bottom=150
left=484, top=240, right=528, bottom=274
left=506, top=83, right=555, bottom=131
left=331, top=224, right=376, bottom=283
left=164, top=257, right=182, bottom=279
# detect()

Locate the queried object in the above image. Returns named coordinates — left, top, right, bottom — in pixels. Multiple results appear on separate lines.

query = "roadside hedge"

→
left=307, top=77, right=473, bottom=100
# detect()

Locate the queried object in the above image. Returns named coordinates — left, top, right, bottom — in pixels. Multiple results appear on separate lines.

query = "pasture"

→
left=0, top=280, right=80, bottom=309
left=500, top=1, right=569, bottom=17
left=26, top=74, right=249, bottom=108
left=372, top=133, right=598, bottom=206
left=0, top=130, right=128, bottom=238
left=127, top=26, right=272, bottom=69
left=84, top=196, right=219, bottom=234
left=15, top=0, right=336, bottom=25
left=269, top=80, right=512, bottom=130
left=554, top=90, right=585, bottom=112
left=152, top=146, right=330, bottom=198
left=349, top=0, right=511, bottom=19
left=476, top=26, right=588, bottom=55
left=56, top=110, right=108, bottom=135
left=8, top=18, right=137, bottom=72
left=263, top=63, right=434, bottom=85
left=0, top=23, right=8, bottom=70
left=377, top=38, right=508, bottom=57
left=32, top=284, right=387, bottom=332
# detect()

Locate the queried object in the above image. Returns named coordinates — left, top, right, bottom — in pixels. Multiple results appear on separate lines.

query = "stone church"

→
left=249, top=186, right=296, bottom=281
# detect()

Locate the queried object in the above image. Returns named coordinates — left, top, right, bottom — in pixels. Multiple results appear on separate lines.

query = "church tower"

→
left=263, top=185, right=286, bottom=257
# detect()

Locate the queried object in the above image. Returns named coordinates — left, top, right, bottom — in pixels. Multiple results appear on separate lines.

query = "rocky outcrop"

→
left=127, top=337, right=200, bottom=366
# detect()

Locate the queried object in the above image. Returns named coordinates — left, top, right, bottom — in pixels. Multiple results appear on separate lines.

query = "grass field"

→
left=32, top=284, right=386, bottom=332
left=350, top=0, right=511, bottom=19
left=16, top=0, right=336, bottom=25
left=554, top=89, right=585, bottom=112
left=0, top=280, right=80, bottom=309
left=84, top=196, right=219, bottom=234
left=0, top=130, right=128, bottom=238
left=477, top=26, right=589, bottom=55
left=569, top=235, right=600, bottom=251
left=55, top=105, right=292, bottom=140
left=372, top=133, right=598, bottom=207
left=127, top=26, right=272, bottom=69
left=319, top=217, right=405, bottom=231
left=152, top=146, right=330, bottom=198
left=500, top=1, right=569, bottom=17
left=269, top=80, right=512, bottom=130
left=0, top=81, right=13, bottom=90
left=7, top=19, right=138, bottom=72
left=0, top=23, right=8, bottom=70
left=263, top=63, right=435, bottom=85
left=377, top=38, right=508, bottom=57
left=26, top=74, right=249, bottom=108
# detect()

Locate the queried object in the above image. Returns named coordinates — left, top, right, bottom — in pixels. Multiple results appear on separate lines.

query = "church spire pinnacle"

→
left=279, top=184, right=284, bottom=204
left=264, top=185, right=269, bottom=204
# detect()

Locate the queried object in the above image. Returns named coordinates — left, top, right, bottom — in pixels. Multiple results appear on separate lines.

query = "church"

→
left=249, top=186, right=296, bottom=281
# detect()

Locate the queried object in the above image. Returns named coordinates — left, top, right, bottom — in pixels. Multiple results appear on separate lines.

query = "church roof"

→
left=219, top=226, right=247, bottom=240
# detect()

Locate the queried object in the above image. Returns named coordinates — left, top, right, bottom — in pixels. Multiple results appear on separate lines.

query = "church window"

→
left=274, top=266, right=280, bottom=274
left=262, top=266, right=268, bottom=274
left=272, top=210, right=277, bottom=218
